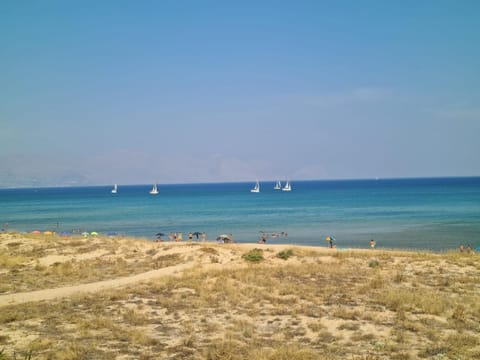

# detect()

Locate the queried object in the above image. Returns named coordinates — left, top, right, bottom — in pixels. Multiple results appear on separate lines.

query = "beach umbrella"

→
left=44, top=231, right=53, bottom=235
left=156, top=232, right=165, bottom=240
left=216, top=234, right=234, bottom=243
left=82, top=232, right=89, bottom=237
left=61, top=231, right=71, bottom=237
left=91, top=231, right=98, bottom=236
left=108, top=232, right=118, bottom=237
left=192, top=231, right=202, bottom=239
left=31, top=230, right=41, bottom=234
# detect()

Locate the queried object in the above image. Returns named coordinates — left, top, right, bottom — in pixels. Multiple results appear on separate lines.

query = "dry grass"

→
left=0, top=234, right=186, bottom=294
left=1, top=233, right=479, bottom=359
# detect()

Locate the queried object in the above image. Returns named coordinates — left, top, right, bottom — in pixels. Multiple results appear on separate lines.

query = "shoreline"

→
left=0, top=230, right=468, bottom=254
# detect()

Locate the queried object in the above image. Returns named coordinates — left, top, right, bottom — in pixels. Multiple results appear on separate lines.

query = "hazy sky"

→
left=1, top=0, right=479, bottom=187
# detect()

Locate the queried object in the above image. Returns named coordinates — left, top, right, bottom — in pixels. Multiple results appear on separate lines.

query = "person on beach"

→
left=259, top=232, right=267, bottom=244
left=459, top=244, right=464, bottom=253
left=370, top=239, right=376, bottom=249
left=177, top=232, right=183, bottom=241
left=325, top=235, right=335, bottom=248
left=202, top=232, right=206, bottom=242
left=189, top=232, right=193, bottom=241
left=466, top=244, right=472, bottom=253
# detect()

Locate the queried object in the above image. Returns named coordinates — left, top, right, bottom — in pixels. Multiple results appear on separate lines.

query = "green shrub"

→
left=277, top=249, right=294, bottom=260
left=242, top=249, right=264, bottom=262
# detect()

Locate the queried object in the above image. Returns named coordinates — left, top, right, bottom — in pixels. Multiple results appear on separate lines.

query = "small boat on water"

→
left=282, top=180, right=291, bottom=192
left=111, top=184, right=118, bottom=194
left=150, top=184, right=159, bottom=195
left=274, top=180, right=281, bottom=190
left=251, top=180, right=260, bottom=193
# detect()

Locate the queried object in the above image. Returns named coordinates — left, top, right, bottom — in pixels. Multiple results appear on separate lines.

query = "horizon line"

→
left=1, top=175, right=480, bottom=190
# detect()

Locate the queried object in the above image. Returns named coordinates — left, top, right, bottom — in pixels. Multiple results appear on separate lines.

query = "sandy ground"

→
left=0, top=261, right=193, bottom=306
left=0, top=233, right=332, bottom=306
left=1, top=232, right=479, bottom=359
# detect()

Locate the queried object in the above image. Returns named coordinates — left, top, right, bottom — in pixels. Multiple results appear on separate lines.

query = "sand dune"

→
left=1, top=233, right=479, bottom=359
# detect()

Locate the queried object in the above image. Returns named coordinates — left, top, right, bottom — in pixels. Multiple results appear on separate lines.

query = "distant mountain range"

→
left=0, top=172, right=92, bottom=189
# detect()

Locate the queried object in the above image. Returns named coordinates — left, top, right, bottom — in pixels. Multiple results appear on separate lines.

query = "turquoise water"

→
left=1, top=178, right=479, bottom=251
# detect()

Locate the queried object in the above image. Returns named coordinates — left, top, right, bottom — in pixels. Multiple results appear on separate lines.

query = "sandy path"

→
left=0, top=241, right=348, bottom=307
left=0, top=261, right=195, bottom=307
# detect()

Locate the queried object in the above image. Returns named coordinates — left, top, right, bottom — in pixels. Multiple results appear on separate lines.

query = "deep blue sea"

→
left=1, top=178, right=479, bottom=251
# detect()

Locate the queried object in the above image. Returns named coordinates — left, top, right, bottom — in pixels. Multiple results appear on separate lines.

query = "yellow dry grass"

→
left=1, top=233, right=479, bottom=359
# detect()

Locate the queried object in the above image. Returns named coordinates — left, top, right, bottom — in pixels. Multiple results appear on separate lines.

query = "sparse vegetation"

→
left=368, top=259, right=381, bottom=268
left=277, top=248, right=294, bottom=260
left=1, top=233, right=479, bottom=359
left=0, top=235, right=185, bottom=294
left=200, top=247, right=219, bottom=255
left=0, top=349, right=32, bottom=360
left=242, top=248, right=264, bottom=262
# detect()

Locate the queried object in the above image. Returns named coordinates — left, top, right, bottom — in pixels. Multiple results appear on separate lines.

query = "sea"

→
left=1, top=177, right=479, bottom=251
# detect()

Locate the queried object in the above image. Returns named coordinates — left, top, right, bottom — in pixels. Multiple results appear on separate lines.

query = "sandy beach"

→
left=1, top=232, right=479, bottom=359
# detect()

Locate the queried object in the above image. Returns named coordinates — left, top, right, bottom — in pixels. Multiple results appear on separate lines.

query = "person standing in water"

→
left=259, top=232, right=267, bottom=244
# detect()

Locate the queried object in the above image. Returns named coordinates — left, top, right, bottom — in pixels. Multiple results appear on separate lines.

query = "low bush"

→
left=242, top=249, right=264, bottom=262
left=277, top=249, right=294, bottom=260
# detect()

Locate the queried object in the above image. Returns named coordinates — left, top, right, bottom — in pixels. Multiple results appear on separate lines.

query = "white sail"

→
left=111, top=184, right=118, bottom=194
left=282, top=180, right=291, bottom=192
left=274, top=180, right=281, bottom=190
left=250, top=180, right=260, bottom=193
left=150, top=184, right=159, bottom=195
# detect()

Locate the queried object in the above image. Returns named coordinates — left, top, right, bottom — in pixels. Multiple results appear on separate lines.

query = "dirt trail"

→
left=0, top=240, right=333, bottom=307
left=0, top=261, right=195, bottom=307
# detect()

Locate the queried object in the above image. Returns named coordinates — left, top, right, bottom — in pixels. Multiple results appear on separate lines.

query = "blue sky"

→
left=1, top=0, right=479, bottom=187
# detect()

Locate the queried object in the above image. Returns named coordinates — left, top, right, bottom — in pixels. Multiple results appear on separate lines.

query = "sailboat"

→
left=149, top=183, right=159, bottom=195
left=274, top=180, right=281, bottom=190
left=111, top=184, right=118, bottom=194
left=282, top=180, right=291, bottom=192
left=250, top=180, right=260, bottom=193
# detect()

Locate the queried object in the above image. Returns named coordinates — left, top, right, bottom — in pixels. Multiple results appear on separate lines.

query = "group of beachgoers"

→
left=258, top=231, right=288, bottom=244
left=156, top=231, right=207, bottom=242
left=255, top=232, right=380, bottom=249
left=459, top=244, right=474, bottom=253
left=325, top=236, right=377, bottom=249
